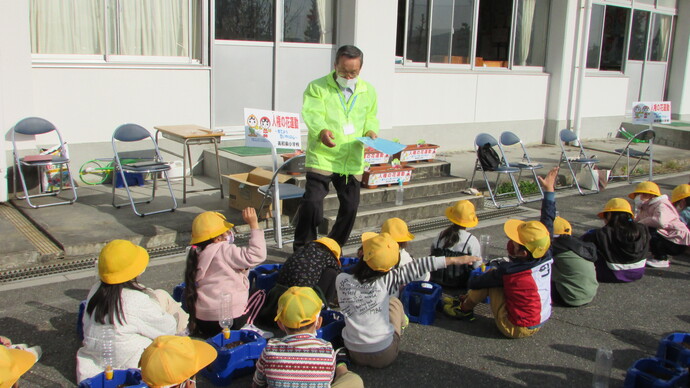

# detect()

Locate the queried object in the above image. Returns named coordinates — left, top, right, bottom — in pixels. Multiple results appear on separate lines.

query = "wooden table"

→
left=154, top=124, right=224, bottom=204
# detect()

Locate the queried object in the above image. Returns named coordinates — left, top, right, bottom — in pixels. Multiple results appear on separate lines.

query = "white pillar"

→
left=0, top=1, right=34, bottom=202
left=667, top=1, right=690, bottom=120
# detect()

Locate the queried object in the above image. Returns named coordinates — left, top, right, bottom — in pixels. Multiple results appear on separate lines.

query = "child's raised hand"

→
left=243, top=207, right=260, bottom=230
left=537, top=167, right=559, bottom=192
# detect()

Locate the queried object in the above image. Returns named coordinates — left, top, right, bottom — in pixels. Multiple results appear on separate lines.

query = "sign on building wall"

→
left=244, top=108, right=301, bottom=150
left=632, top=101, right=672, bottom=124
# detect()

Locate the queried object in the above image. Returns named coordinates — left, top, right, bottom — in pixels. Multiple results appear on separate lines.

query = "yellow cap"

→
left=671, top=184, right=690, bottom=204
left=553, top=216, right=572, bottom=235
left=0, top=346, right=36, bottom=388
left=274, top=286, right=323, bottom=329
left=598, top=197, right=633, bottom=218
left=314, top=237, right=341, bottom=260
left=140, top=336, right=217, bottom=388
left=503, top=220, right=550, bottom=259
left=445, top=200, right=479, bottom=228
left=98, top=240, right=149, bottom=284
left=628, top=181, right=661, bottom=199
left=362, top=232, right=399, bottom=272
left=190, top=211, right=234, bottom=244
left=381, top=217, right=415, bottom=242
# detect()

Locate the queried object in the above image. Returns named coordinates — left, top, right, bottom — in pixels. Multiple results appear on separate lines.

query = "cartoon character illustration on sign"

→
left=246, top=114, right=259, bottom=137
left=260, top=116, right=272, bottom=136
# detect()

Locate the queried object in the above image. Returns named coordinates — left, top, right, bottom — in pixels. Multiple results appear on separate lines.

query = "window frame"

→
left=397, top=0, right=549, bottom=72
left=30, top=0, right=206, bottom=66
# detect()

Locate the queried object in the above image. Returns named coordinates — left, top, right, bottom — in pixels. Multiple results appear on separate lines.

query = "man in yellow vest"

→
left=294, top=45, right=379, bottom=251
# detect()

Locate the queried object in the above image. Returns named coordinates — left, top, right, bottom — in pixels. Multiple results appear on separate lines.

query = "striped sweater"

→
left=336, top=256, right=446, bottom=353
left=253, top=333, right=336, bottom=388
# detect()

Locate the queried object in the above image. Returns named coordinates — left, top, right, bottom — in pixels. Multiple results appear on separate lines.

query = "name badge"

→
left=343, top=123, right=355, bottom=135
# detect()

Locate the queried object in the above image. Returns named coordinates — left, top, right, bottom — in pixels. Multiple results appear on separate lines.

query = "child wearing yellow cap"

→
left=77, top=240, right=187, bottom=383
left=336, top=233, right=478, bottom=367
left=671, top=183, right=690, bottom=226
left=253, top=287, right=363, bottom=388
left=429, top=200, right=481, bottom=289
left=140, top=335, right=217, bottom=388
left=381, top=217, right=429, bottom=297
left=0, top=345, right=37, bottom=388
left=582, top=198, right=650, bottom=282
left=185, top=207, right=267, bottom=338
left=259, top=237, right=342, bottom=324
left=628, top=181, right=690, bottom=268
left=451, top=167, right=559, bottom=339
left=550, top=216, right=599, bottom=307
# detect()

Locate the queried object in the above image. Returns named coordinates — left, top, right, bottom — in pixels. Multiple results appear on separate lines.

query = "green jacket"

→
left=301, top=71, right=379, bottom=175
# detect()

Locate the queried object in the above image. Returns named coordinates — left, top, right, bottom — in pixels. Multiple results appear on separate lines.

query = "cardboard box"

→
left=224, top=168, right=292, bottom=217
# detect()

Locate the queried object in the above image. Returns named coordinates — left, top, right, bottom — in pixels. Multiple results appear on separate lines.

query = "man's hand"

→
left=365, top=130, right=377, bottom=140
left=537, top=167, right=559, bottom=193
left=320, top=129, right=336, bottom=148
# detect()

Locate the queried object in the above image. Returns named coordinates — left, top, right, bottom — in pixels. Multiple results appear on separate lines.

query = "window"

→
left=586, top=4, right=630, bottom=71
left=215, top=0, right=274, bottom=41
left=396, top=0, right=550, bottom=68
left=284, top=0, right=336, bottom=43
left=628, top=10, right=650, bottom=61
left=648, top=13, right=671, bottom=61
left=30, top=0, right=202, bottom=63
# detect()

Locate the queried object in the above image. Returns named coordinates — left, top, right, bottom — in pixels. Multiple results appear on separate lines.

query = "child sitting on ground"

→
left=140, top=335, right=217, bottom=388
left=260, top=237, right=342, bottom=322
left=1, top=343, right=37, bottom=388
left=253, top=286, right=363, bottom=388
left=336, top=232, right=478, bottom=368
left=381, top=217, right=429, bottom=297
left=449, top=167, right=558, bottom=339
left=671, top=183, right=690, bottom=227
left=629, top=181, right=690, bottom=268
left=551, top=216, right=598, bottom=307
left=430, top=200, right=481, bottom=289
left=185, top=208, right=267, bottom=338
left=582, top=198, right=650, bottom=283
left=77, top=240, right=187, bottom=383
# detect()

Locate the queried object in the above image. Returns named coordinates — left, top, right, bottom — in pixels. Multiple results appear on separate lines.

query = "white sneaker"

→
left=646, top=259, right=670, bottom=268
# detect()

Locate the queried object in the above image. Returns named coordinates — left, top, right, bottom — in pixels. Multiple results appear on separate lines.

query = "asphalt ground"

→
left=1, top=172, right=689, bottom=387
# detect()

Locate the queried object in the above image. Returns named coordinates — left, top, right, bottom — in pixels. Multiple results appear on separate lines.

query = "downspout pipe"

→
left=573, top=0, right=592, bottom=145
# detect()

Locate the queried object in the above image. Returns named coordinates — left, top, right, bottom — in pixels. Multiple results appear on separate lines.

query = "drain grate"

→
left=0, top=203, right=62, bottom=257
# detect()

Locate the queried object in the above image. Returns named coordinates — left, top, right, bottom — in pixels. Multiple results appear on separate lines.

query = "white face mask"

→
left=226, top=231, right=235, bottom=244
left=336, top=76, right=357, bottom=90
left=634, top=196, right=644, bottom=208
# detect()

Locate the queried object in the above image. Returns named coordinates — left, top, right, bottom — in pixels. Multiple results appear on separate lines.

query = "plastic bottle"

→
left=480, top=235, right=490, bottom=271
left=592, top=347, right=613, bottom=388
left=101, top=327, right=115, bottom=380
left=219, top=293, right=233, bottom=340
left=395, top=179, right=404, bottom=206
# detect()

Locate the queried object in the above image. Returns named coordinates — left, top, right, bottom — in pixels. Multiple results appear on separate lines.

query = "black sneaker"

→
left=335, top=347, right=351, bottom=368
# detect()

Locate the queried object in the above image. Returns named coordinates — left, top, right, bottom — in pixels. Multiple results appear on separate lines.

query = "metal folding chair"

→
left=609, top=128, right=655, bottom=182
left=470, top=133, right=522, bottom=208
left=557, top=129, right=599, bottom=195
left=258, top=153, right=306, bottom=248
left=111, top=123, right=177, bottom=217
left=11, top=117, right=77, bottom=208
left=498, top=131, right=544, bottom=202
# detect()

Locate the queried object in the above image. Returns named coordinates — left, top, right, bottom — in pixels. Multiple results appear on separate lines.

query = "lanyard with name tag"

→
left=338, top=91, right=358, bottom=135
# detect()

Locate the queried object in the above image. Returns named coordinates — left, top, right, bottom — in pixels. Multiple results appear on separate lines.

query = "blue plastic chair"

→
left=111, top=124, right=177, bottom=217
left=401, top=281, right=442, bottom=325
left=624, top=357, right=688, bottom=388
left=557, top=129, right=600, bottom=195
left=316, top=310, right=346, bottom=343
left=201, top=330, right=267, bottom=386
left=78, top=368, right=146, bottom=388
left=470, top=133, right=522, bottom=208
left=11, top=117, right=77, bottom=208
left=248, top=264, right=283, bottom=291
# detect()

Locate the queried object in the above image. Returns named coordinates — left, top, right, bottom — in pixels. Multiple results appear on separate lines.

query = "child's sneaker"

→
left=401, top=314, right=410, bottom=331
left=443, top=296, right=475, bottom=321
left=646, top=258, right=670, bottom=268
left=334, top=347, right=351, bottom=368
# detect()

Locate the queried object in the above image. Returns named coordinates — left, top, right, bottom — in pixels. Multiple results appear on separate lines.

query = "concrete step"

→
left=318, top=191, right=484, bottom=234
left=282, top=176, right=469, bottom=216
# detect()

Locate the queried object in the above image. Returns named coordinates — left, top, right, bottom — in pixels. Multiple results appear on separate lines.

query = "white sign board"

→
left=632, top=101, right=671, bottom=124
left=244, top=108, right=302, bottom=150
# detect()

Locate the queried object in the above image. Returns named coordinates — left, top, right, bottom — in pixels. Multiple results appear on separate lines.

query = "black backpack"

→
left=477, top=142, right=500, bottom=170
left=429, top=235, right=474, bottom=289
